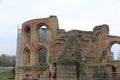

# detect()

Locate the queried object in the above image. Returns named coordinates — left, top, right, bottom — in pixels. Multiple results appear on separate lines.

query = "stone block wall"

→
left=15, top=16, right=120, bottom=80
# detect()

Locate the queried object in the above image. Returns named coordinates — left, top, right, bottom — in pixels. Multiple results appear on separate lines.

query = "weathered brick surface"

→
left=15, top=16, right=120, bottom=80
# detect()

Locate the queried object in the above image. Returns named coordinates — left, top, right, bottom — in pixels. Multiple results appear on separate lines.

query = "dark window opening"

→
left=39, top=26, right=47, bottom=42
left=24, top=49, right=30, bottom=65
left=112, top=66, right=116, bottom=72
left=38, top=48, right=46, bottom=64
left=25, top=26, right=31, bottom=43
left=38, top=74, right=40, bottom=78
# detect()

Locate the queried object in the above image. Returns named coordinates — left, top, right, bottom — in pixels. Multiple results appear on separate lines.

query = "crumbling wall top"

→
left=93, top=24, right=109, bottom=31
left=93, top=24, right=109, bottom=38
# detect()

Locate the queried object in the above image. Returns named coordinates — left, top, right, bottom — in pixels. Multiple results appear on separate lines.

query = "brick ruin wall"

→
left=15, top=16, right=120, bottom=80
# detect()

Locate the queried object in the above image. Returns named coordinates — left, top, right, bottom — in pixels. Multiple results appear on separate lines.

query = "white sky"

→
left=0, top=0, right=120, bottom=55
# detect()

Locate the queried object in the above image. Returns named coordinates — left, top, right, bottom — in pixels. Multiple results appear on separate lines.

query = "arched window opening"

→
left=54, top=43, right=64, bottom=60
left=23, top=49, right=30, bottom=65
left=25, top=26, right=31, bottom=43
left=111, top=43, right=120, bottom=60
left=38, top=48, right=47, bottom=64
left=39, top=26, right=48, bottom=42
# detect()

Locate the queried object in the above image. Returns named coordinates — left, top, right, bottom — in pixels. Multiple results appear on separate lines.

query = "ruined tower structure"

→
left=15, top=16, right=120, bottom=80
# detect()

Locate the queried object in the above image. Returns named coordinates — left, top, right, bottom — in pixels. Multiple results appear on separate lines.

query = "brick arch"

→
left=54, top=39, right=66, bottom=45
left=22, top=47, right=30, bottom=65
left=24, top=25, right=31, bottom=32
left=105, top=40, right=120, bottom=61
left=22, top=44, right=31, bottom=52
left=36, top=23, right=50, bottom=30
left=23, top=47, right=31, bottom=53
left=35, top=45, right=48, bottom=53
left=107, top=41, right=120, bottom=49
left=36, top=23, right=51, bottom=42
left=22, top=25, right=31, bottom=43
left=22, top=18, right=50, bottom=31
left=53, top=43, right=64, bottom=60
left=53, top=39, right=66, bottom=60
left=35, top=46, right=47, bottom=64
left=22, top=24, right=32, bottom=32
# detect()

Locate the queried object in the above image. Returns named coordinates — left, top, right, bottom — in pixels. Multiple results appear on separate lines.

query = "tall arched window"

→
left=25, top=26, right=31, bottom=43
left=111, top=43, right=120, bottom=60
left=38, top=48, right=47, bottom=64
left=39, top=26, right=47, bottom=42
left=23, top=48, right=30, bottom=65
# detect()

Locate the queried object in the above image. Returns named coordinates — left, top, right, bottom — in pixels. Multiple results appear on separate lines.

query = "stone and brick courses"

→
left=15, top=16, right=120, bottom=80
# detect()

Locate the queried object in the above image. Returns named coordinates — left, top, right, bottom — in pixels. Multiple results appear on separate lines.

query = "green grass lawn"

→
left=0, top=71, right=14, bottom=80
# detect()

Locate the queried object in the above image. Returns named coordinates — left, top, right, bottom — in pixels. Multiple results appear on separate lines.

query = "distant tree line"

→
left=0, top=54, right=16, bottom=67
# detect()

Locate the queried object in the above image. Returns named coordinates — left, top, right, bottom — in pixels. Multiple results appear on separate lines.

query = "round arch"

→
left=24, top=25, right=31, bottom=32
left=36, top=23, right=50, bottom=30
left=23, top=47, right=31, bottom=53
left=23, top=47, right=30, bottom=65
left=107, top=41, right=120, bottom=49
left=35, top=46, right=47, bottom=64
left=53, top=39, right=66, bottom=59
left=107, top=41, right=120, bottom=60
left=36, top=23, right=51, bottom=42
left=24, top=25, right=31, bottom=43
left=36, top=45, right=47, bottom=53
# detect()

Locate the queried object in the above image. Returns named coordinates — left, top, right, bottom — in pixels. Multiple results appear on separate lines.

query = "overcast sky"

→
left=0, top=0, right=120, bottom=56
